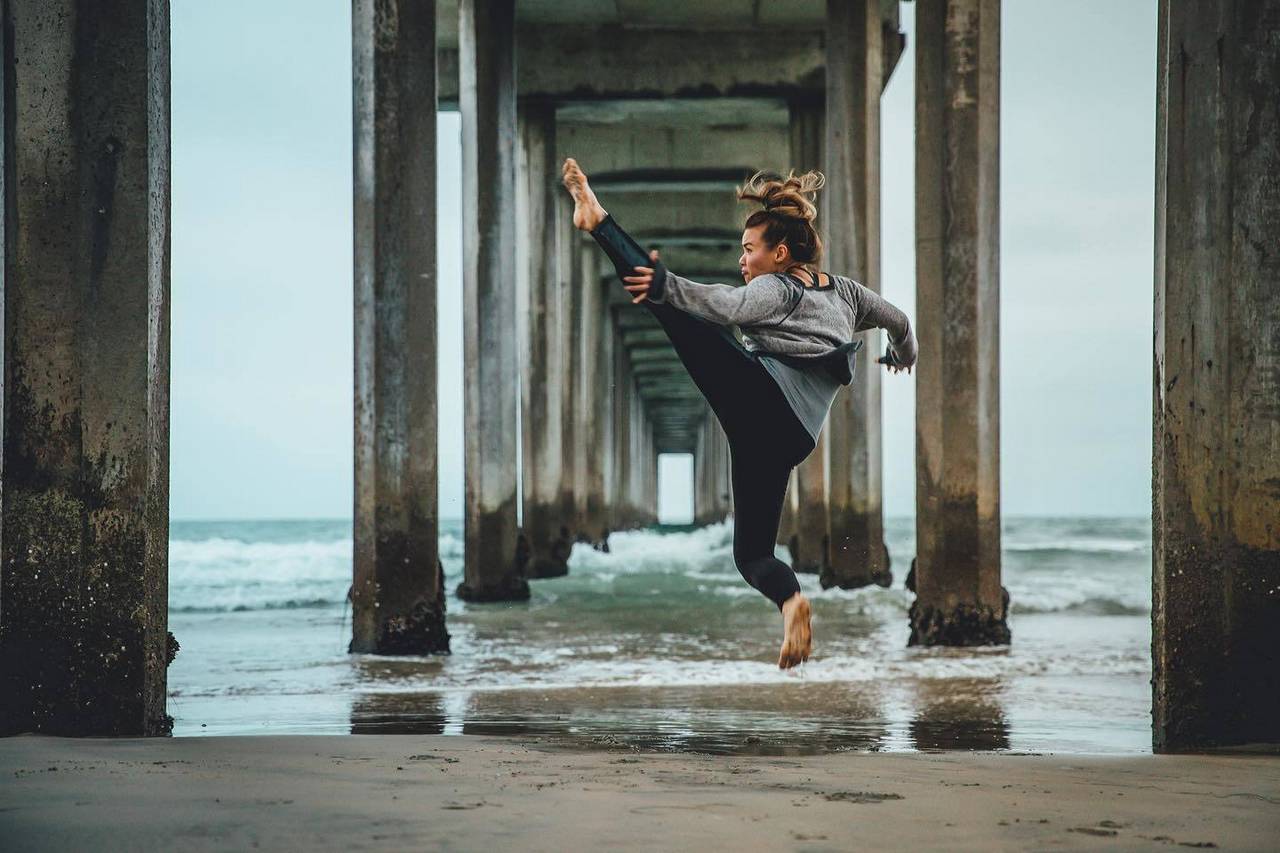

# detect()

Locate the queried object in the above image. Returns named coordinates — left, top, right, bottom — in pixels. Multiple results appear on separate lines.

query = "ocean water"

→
left=168, top=516, right=1153, bottom=753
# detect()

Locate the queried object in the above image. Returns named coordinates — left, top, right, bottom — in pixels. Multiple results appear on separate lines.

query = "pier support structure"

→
left=579, top=248, right=612, bottom=547
left=0, top=0, right=172, bottom=735
left=457, top=0, right=528, bottom=602
left=693, top=412, right=731, bottom=526
left=778, top=470, right=799, bottom=554
left=641, top=414, right=658, bottom=524
left=787, top=99, right=829, bottom=574
left=517, top=103, right=572, bottom=578
left=610, top=335, right=637, bottom=531
left=1151, top=0, right=1280, bottom=751
left=351, top=0, right=449, bottom=654
left=556, top=194, right=583, bottom=548
left=823, top=0, right=891, bottom=591
left=911, top=0, right=1008, bottom=646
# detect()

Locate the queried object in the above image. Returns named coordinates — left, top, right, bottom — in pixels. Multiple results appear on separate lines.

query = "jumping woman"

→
left=561, top=158, right=918, bottom=670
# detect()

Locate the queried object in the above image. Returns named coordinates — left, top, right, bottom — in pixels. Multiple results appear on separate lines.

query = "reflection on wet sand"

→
left=350, top=693, right=447, bottom=735
left=350, top=682, right=894, bottom=755
left=350, top=678, right=1019, bottom=754
left=909, top=678, right=1011, bottom=752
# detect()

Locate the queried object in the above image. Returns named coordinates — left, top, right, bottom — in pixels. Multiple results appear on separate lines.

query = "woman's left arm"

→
left=849, top=280, right=918, bottom=369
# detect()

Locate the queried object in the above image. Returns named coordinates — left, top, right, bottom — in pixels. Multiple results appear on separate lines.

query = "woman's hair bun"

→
left=736, top=169, right=825, bottom=223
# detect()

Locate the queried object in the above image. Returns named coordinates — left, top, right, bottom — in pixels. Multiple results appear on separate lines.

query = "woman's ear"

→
left=773, top=242, right=790, bottom=265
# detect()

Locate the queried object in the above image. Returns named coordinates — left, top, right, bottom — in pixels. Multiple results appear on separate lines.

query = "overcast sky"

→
left=170, top=0, right=1157, bottom=522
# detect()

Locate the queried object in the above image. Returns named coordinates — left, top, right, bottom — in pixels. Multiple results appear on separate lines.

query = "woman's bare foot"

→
left=562, top=157, right=607, bottom=231
left=779, top=592, right=812, bottom=669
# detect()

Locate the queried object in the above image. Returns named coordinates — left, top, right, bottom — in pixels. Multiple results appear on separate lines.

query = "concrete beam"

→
left=615, top=309, right=664, bottom=330
left=1152, top=0, right=1280, bottom=752
left=587, top=167, right=753, bottom=194
left=634, top=374, right=700, bottom=391
left=823, top=0, right=891, bottom=591
left=621, top=329, right=671, bottom=347
left=0, top=0, right=171, bottom=736
left=559, top=118, right=790, bottom=178
left=351, top=0, right=449, bottom=654
left=627, top=228, right=742, bottom=248
left=912, top=0, right=1007, bottom=646
left=439, top=26, right=825, bottom=105
left=628, top=344, right=685, bottom=361
left=557, top=97, right=790, bottom=129
left=458, top=0, right=528, bottom=602
left=592, top=193, right=755, bottom=239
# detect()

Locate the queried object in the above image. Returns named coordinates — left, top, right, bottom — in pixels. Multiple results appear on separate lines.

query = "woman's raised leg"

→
left=575, top=194, right=770, bottom=440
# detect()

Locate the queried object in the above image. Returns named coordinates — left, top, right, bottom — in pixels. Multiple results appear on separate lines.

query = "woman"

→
left=562, top=158, right=917, bottom=670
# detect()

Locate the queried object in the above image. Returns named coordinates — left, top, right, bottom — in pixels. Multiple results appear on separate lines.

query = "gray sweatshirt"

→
left=647, top=267, right=918, bottom=441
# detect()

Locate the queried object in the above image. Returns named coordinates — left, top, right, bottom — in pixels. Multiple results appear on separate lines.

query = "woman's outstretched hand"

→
left=622, top=249, right=660, bottom=304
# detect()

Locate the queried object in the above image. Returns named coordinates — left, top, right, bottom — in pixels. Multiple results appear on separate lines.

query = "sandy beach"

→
left=2, top=734, right=1277, bottom=851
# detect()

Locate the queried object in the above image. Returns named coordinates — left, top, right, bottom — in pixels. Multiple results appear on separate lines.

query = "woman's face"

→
left=739, top=224, right=788, bottom=283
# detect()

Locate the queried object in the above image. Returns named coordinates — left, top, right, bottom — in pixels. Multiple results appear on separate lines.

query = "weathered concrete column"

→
left=823, top=0, right=890, bottom=591
left=556, top=195, right=581, bottom=547
left=642, top=415, right=658, bottom=523
left=631, top=381, right=649, bottom=525
left=517, top=102, right=570, bottom=579
left=572, top=243, right=601, bottom=543
left=791, top=436, right=827, bottom=572
left=1152, top=0, right=1280, bottom=751
left=458, top=0, right=527, bottom=602
left=638, top=411, right=650, bottom=519
left=711, top=419, right=732, bottom=521
left=778, top=470, right=799, bottom=551
left=350, top=0, right=448, bottom=655
left=611, top=325, right=636, bottom=531
left=585, top=273, right=613, bottom=548
left=788, top=98, right=829, bottom=573
left=0, top=0, right=172, bottom=736
left=911, top=0, right=1007, bottom=646
left=693, top=415, right=712, bottom=525
left=600, top=318, right=617, bottom=541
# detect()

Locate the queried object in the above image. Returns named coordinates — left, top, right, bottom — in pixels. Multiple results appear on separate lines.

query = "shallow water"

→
left=168, top=516, right=1153, bottom=753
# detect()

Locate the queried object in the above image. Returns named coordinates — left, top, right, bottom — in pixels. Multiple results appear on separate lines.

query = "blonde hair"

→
left=736, top=169, right=826, bottom=269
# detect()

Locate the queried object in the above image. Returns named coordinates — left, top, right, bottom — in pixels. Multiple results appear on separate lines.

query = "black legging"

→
left=590, top=215, right=816, bottom=610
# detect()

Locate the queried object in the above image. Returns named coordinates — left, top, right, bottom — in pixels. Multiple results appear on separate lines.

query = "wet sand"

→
left=3, top=735, right=1277, bottom=851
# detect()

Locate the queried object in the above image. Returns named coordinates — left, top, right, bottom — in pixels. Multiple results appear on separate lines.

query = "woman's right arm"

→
left=623, top=264, right=793, bottom=327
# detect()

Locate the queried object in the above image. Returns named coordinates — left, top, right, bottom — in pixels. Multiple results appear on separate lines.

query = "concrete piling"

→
left=778, top=470, right=799, bottom=553
left=1151, top=0, right=1280, bottom=751
left=0, top=0, right=172, bottom=736
left=457, top=0, right=528, bottom=602
left=350, top=0, right=448, bottom=655
left=517, top=103, right=571, bottom=578
left=556, top=194, right=582, bottom=550
left=580, top=250, right=611, bottom=548
left=694, top=412, right=725, bottom=526
left=823, top=0, right=891, bottom=591
left=911, top=0, right=1008, bottom=646
left=611, top=327, right=638, bottom=531
left=791, top=436, right=829, bottom=573
left=787, top=99, right=830, bottom=574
